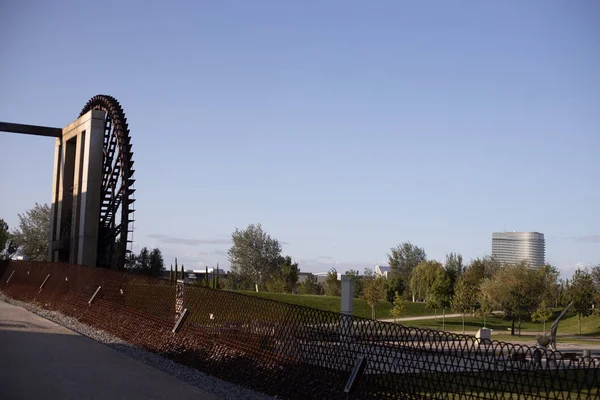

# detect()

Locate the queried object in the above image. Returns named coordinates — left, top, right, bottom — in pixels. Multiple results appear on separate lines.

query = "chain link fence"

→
left=1, top=260, right=598, bottom=399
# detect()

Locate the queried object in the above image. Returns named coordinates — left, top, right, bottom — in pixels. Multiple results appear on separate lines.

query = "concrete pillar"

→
left=49, top=137, right=62, bottom=261
left=341, top=275, right=354, bottom=316
left=340, top=275, right=354, bottom=341
left=76, top=112, right=105, bottom=266
left=49, top=110, right=105, bottom=267
left=70, top=131, right=85, bottom=264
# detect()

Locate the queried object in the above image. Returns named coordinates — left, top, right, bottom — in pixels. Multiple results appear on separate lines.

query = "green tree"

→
left=388, top=242, right=427, bottom=300
left=128, top=247, right=150, bottom=274
left=223, top=271, right=254, bottom=290
left=444, top=252, right=464, bottom=292
left=566, top=269, right=596, bottom=335
left=590, top=264, right=600, bottom=289
left=362, top=276, right=385, bottom=319
left=279, top=256, right=299, bottom=293
left=410, top=260, right=444, bottom=302
left=431, top=273, right=452, bottom=311
left=10, top=203, right=51, bottom=261
left=148, top=248, right=164, bottom=277
left=324, top=268, right=341, bottom=296
left=536, top=264, right=561, bottom=307
left=299, top=273, right=324, bottom=295
left=384, top=272, right=405, bottom=304
left=129, top=247, right=163, bottom=276
left=452, top=277, right=478, bottom=334
left=462, top=256, right=500, bottom=289
left=426, top=270, right=452, bottom=330
left=531, top=299, right=553, bottom=332
left=480, top=262, right=542, bottom=336
left=228, top=223, right=282, bottom=291
left=266, top=256, right=300, bottom=293
left=590, top=265, right=600, bottom=313
left=0, top=218, right=9, bottom=252
left=478, top=295, right=493, bottom=328
left=390, top=291, right=406, bottom=322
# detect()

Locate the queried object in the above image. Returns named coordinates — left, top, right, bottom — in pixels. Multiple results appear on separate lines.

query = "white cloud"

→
left=563, top=235, right=600, bottom=243
left=557, top=262, right=594, bottom=280
left=147, top=233, right=231, bottom=246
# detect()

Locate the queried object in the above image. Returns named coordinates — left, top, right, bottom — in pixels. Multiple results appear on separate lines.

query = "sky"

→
left=1, top=1, right=598, bottom=279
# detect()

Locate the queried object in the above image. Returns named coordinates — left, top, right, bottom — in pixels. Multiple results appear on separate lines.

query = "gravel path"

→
left=0, top=293, right=276, bottom=400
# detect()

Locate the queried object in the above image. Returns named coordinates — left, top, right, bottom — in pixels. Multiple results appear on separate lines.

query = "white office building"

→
left=491, top=232, right=545, bottom=266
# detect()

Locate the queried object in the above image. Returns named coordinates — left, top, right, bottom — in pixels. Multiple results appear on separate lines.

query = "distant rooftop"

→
left=375, top=265, right=390, bottom=273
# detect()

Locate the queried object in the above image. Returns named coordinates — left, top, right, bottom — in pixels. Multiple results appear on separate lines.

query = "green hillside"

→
left=238, top=291, right=429, bottom=320
left=235, top=291, right=600, bottom=337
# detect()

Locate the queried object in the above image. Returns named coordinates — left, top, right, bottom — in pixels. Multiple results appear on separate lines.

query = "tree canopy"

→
left=300, top=273, right=324, bottom=295
left=566, top=269, right=596, bottom=335
left=0, top=218, right=9, bottom=252
left=266, top=255, right=300, bottom=293
left=444, top=252, right=464, bottom=292
left=228, top=223, right=282, bottom=291
left=388, top=241, right=426, bottom=297
left=479, top=261, right=542, bottom=335
left=10, top=203, right=51, bottom=261
left=409, top=260, right=444, bottom=302
left=324, top=268, right=341, bottom=296
left=390, top=291, right=406, bottom=322
left=452, top=277, right=479, bottom=333
left=462, top=256, right=499, bottom=288
left=128, top=247, right=165, bottom=277
left=362, top=276, right=385, bottom=319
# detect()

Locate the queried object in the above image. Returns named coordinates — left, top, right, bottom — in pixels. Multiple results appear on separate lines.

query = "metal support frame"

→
left=0, top=121, right=62, bottom=138
left=173, top=308, right=189, bottom=333
left=344, top=355, right=367, bottom=396
left=5, top=270, right=15, bottom=284
left=537, top=300, right=574, bottom=351
left=39, top=274, right=51, bottom=292
left=88, top=286, right=102, bottom=305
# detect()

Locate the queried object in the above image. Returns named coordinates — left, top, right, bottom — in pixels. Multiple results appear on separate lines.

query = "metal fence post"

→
left=5, top=270, right=15, bottom=284
left=344, top=355, right=366, bottom=398
left=88, top=286, right=102, bottom=305
left=38, top=274, right=51, bottom=293
left=173, top=308, right=189, bottom=333
left=175, top=279, right=185, bottom=322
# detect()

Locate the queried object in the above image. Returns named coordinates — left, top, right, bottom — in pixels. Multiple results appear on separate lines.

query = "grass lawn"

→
left=234, top=291, right=600, bottom=336
left=399, top=313, right=600, bottom=337
left=238, top=291, right=430, bottom=320
left=548, top=313, right=600, bottom=336
left=400, top=314, right=541, bottom=333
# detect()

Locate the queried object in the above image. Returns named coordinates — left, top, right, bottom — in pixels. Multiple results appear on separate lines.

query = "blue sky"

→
left=1, top=1, right=598, bottom=279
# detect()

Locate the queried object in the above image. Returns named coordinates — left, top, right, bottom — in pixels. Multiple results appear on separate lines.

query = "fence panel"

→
left=1, top=260, right=598, bottom=400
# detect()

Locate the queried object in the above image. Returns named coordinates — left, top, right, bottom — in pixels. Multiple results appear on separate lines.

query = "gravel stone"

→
left=0, top=294, right=276, bottom=400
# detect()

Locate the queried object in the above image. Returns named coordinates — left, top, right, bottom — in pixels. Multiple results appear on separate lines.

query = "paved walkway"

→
left=379, top=313, right=462, bottom=322
left=0, top=301, right=220, bottom=400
